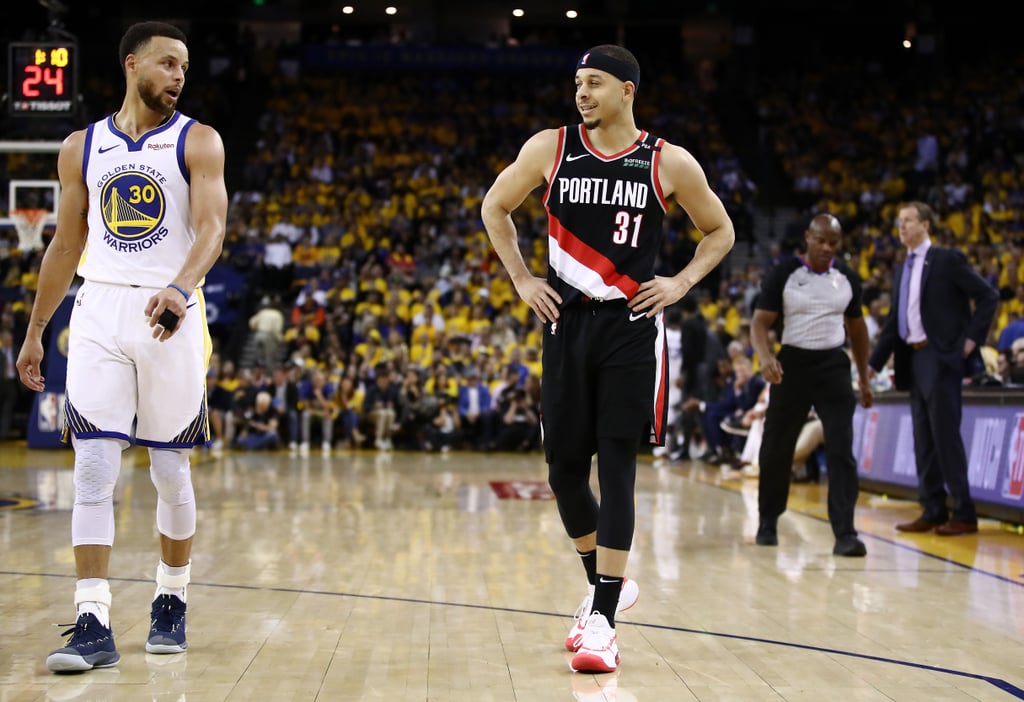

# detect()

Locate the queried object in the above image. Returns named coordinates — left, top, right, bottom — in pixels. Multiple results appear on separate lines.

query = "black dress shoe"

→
left=755, top=521, right=777, bottom=546
left=833, top=536, right=867, bottom=557
left=934, top=520, right=978, bottom=536
left=895, top=517, right=943, bottom=533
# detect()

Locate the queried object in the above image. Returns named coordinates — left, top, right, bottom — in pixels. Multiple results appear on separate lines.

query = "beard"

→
left=583, top=118, right=601, bottom=130
left=137, top=77, right=175, bottom=117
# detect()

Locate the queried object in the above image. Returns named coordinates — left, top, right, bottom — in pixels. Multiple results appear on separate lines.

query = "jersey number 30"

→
left=613, top=212, right=643, bottom=248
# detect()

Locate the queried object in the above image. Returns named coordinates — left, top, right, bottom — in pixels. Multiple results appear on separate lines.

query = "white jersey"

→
left=77, top=111, right=197, bottom=289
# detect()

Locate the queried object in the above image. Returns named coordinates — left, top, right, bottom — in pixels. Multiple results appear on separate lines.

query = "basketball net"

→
left=10, top=208, right=49, bottom=252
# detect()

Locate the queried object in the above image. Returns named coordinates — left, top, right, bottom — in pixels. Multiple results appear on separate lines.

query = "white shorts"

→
left=64, top=280, right=212, bottom=448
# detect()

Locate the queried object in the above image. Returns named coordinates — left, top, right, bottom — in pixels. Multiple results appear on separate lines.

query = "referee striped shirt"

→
left=756, top=256, right=863, bottom=350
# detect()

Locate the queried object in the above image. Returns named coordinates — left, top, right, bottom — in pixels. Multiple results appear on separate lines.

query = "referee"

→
left=750, top=213, right=874, bottom=557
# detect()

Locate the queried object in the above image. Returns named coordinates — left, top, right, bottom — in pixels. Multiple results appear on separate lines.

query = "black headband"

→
left=575, top=50, right=639, bottom=88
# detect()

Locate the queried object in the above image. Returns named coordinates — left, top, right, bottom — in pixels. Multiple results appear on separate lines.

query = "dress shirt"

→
left=904, top=240, right=931, bottom=344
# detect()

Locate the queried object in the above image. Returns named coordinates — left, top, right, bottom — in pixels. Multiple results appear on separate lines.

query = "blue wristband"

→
left=167, top=283, right=190, bottom=301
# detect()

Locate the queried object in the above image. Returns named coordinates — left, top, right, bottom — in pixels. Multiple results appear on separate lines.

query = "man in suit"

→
left=270, top=364, right=301, bottom=451
left=457, top=366, right=493, bottom=450
left=869, top=201, right=997, bottom=536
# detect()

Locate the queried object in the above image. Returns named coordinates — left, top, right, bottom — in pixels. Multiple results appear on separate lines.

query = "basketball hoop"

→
left=10, top=208, right=49, bottom=252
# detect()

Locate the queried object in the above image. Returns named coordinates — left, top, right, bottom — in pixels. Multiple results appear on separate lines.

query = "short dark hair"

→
left=902, top=200, right=937, bottom=234
left=118, top=21, right=187, bottom=74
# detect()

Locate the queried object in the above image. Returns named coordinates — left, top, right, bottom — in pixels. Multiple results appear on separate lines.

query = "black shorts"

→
left=541, top=299, right=669, bottom=462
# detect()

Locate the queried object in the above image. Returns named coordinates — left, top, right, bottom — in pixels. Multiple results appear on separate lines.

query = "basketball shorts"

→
left=64, top=280, right=212, bottom=448
left=541, top=299, right=669, bottom=462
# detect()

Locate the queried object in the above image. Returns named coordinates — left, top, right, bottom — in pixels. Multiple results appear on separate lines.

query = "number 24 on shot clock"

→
left=7, top=42, right=78, bottom=116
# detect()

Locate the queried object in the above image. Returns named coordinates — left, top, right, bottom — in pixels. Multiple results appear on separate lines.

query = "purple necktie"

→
left=897, top=253, right=916, bottom=340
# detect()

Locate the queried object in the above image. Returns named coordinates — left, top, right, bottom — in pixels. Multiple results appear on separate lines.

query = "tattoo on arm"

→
left=79, top=208, right=88, bottom=220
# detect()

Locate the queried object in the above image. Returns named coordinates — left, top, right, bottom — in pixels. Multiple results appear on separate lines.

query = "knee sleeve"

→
left=549, top=458, right=599, bottom=539
left=596, top=437, right=637, bottom=551
left=71, top=437, right=125, bottom=546
left=149, top=448, right=196, bottom=540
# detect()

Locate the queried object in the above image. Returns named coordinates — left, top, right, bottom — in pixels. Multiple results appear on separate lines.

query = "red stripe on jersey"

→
left=542, top=127, right=567, bottom=204
left=548, top=212, right=641, bottom=298
left=652, top=331, right=668, bottom=442
left=580, top=125, right=649, bottom=161
left=651, top=138, right=668, bottom=210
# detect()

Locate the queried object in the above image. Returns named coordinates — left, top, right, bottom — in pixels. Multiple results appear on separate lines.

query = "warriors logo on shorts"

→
left=101, top=172, right=166, bottom=242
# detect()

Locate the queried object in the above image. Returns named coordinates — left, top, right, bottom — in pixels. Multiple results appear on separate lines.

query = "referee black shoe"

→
left=755, top=521, right=777, bottom=546
left=833, top=536, right=867, bottom=557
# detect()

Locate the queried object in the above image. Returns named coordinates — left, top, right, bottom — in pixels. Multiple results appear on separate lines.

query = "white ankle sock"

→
left=75, top=578, right=111, bottom=628
left=154, top=561, right=190, bottom=602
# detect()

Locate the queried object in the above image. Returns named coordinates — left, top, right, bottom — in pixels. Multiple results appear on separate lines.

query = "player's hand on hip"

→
left=16, top=337, right=46, bottom=391
left=516, top=276, right=561, bottom=324
left=145, top=288, right=188, bottom=342
left=629, top=276, right=686, bottom=318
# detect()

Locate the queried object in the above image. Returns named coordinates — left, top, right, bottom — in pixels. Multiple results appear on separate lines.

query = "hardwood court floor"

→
left=1, top=442, right=1023, bottom=702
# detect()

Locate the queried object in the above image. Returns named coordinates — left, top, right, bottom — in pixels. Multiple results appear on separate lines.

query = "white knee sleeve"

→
left=71, top=437, right=125, bottom=546
left=149, top=448, right=196, bottom=540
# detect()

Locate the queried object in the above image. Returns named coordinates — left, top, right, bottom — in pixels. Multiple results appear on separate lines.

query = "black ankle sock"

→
left=577, top=548, right=597, bottom=585
left=592, top=575, right=623, bottom=627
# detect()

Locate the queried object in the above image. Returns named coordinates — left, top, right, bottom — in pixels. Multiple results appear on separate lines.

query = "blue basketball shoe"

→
left=145, top=594, right=188, bottom=654
left=46, top=613, right=120, bottom=672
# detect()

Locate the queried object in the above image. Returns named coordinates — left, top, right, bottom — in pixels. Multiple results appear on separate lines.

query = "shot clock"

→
left=8, top=41, right=78, bottom=116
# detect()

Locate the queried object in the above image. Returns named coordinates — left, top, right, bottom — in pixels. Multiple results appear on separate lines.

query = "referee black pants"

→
left=758, top=345, right=859, bottom=539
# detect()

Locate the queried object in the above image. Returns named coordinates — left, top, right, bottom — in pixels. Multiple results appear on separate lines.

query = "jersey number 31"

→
left=613, top=212, right=643, bottom=248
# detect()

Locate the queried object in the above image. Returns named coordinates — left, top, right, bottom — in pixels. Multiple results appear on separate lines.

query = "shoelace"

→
left=572, top=595, right=593, bottom=621
left=580, top=613, right=614, bottom=648
left=152, top=598, right=185, bottom=632
left=54, top=617, right=105, bottom=644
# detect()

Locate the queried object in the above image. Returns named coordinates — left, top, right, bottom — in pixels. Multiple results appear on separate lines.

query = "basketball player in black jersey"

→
left=482, top=44, right=734, bottom=673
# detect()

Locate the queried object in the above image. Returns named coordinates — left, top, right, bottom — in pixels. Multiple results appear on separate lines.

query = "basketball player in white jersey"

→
left=482, top=45, right=734, bottom=672
left=16, top=21, right=227, bottom=672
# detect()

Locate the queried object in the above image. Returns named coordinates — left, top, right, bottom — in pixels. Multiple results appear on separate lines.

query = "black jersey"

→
left=543, top=124, right=669, bottom=307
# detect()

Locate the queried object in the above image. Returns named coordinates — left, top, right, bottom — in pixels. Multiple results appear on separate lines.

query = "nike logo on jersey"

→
left=628, top=312, right=646, bottom=322
left=98, top=144, right=119, bottom=153
left=565, top=153, right=589, bottom=162
left=186, top=302, right=198, bottom=309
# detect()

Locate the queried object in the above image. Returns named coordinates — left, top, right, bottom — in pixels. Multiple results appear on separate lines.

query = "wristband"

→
left=167, top=283, right=190, bottom=301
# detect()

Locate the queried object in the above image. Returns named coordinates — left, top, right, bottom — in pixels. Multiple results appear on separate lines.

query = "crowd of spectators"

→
left=2, top=33, right=1024, bottom=457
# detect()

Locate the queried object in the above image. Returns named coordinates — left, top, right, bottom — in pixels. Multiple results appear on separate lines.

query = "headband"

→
left=576, top=50, right=639, bottom=88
